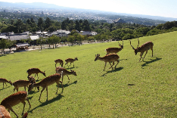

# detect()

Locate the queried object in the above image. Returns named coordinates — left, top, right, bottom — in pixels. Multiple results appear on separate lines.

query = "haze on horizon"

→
left=0, top=0, right=177, bottom=19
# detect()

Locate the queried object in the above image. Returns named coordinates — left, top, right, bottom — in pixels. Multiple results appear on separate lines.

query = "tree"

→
left=0, top=39, right=13, bottom=54
left=45, top=17, right=51, bottom=29
left=14, top=19, right=23, bottom=33
left=83, top=20, right=91, bottom=31
left=37, top=17, right=44, bottom=31
left=75, top=20, right=81, bottom=32
left=47, top=35, right=60, bottom=49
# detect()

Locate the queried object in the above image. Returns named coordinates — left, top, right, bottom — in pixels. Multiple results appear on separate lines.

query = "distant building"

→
left=79, top=31, right=97, bottom=36
left=113, top=18, right=126, bottom=23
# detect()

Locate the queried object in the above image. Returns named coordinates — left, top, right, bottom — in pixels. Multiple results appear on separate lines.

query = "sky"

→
left=0, top=0, right=177, bottom=18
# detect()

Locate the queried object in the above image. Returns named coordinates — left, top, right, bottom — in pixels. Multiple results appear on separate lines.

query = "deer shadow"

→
left=29, top=94, right=64, bottom=113
left=101, top=67, right=124, bottom=77
left=57, top=80, right=77, bottom=88
left=141, top=57, right=162, bottom=67
left=0, top=86, right=10, bottom=91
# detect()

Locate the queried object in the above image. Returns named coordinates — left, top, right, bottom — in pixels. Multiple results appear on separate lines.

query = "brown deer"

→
left=27, top=68, right=46, bottom=80
left=94, top=54, right=119, bottom=71
left=106, top=40, right=124, bottom=55
left=0, top=78, right=12, bottom=89
left=28, top=73, right=64, bottom=101
left=0, top=91, right=31, bottom=118
left=65, top=57, right=78, bottom=67
left=54, top=59, right=63, bottom=67
left=12, top=80, right=32, bottom=92
left=130, top=39, right=153, bottom=61
left=55, top=67, right=77, bottom=82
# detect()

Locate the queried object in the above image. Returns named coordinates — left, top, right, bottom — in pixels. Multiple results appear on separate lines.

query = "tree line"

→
left=0, top=16, right=177, bottom=54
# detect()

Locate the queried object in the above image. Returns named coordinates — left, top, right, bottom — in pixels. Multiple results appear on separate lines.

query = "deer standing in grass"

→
left=130, top=39, right=153, bottom=61
left=55, top=67, right=77, bottom=82
left=12, top=80, right=33, bottom=92
left=0, top=91, right=31, bottom=118
left=0, top=78, right=12, bottom=89
left=54, top=59, right=63, bottom=67
left=27, top=68, right=46, bottom=80
left=106, top=40, right=124, bottom=55
left=28, top=72, right=64, bottom=101
left=65, top=57, right=78, bottom=67
left=94, top=54, right=119, bottom=71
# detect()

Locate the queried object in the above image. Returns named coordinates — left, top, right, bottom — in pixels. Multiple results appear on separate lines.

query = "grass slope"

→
left=0, top=31, right=177, bottom=117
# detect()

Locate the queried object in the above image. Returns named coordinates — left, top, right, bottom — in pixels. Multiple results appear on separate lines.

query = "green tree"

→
left=0, top=39, right=13, bottom=54
left=37, top=17, right=44, bottom=31
left=45, top=17, right=51, bottom=29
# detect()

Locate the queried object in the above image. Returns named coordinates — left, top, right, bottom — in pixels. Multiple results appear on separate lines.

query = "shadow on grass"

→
left=29, top=94, right=64, bottom=113
left=57, top=80, right=77, bottom=88
left=119, top=59, right=128, bottom=61
left=0, top=86, right=10, bottom=91
left=141, top=57, right=162, bottom=67
left=101, top=67, right=124, bottom=77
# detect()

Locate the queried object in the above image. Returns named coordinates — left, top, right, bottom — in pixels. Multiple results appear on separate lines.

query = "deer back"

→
left=1, top=91, right=28, bottom=109
left=138, top=41, right=153, bottom=52
left=13, top=80, right=31, bottom=87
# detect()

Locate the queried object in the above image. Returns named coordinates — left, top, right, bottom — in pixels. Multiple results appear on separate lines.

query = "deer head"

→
left=129, top=39, right=140, bottom=55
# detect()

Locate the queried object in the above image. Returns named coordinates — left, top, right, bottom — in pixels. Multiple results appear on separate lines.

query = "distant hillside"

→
left=0, top=1, right=176, bottom=23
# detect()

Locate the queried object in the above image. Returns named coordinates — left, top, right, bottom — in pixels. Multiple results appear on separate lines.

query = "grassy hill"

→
left=0, top=31, right=177, bottom=117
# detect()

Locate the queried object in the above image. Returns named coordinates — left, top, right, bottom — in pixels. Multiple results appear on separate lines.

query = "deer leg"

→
left=67, top=75, right=70, bottom=81
left=9, top=107, right=18, bottom=117
left=46, top=87, right=48, bottom=101
left=24, top=86, right=26, bottom=91
left=26, top=98, right=31, bottom=111
left=39, top=87, right=45, bottom=101
left=60, top=81, right=64, bottom=93
left=21, top=101, right=26, bottom=115
left=3, top=82, right=4, bottom=88
left=55, top=63, right=57, bottom=67
left=115, top=60, right=119, bottom=69
left=103, top=62, right=107, bottom=71
left=139, top=52, right=144, bottom=61
left=109, top=62, right=114, bottom=70
left=143, top=51, right=148, bottom=61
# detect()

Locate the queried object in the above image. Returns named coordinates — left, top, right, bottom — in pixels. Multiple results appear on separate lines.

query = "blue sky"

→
left=1, top=0, right=177, bottom=18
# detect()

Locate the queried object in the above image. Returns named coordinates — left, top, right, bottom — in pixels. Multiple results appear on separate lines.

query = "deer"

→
left=129, top=39, right=154, bottom=61
left=12, top=80, right=32, bottom=92
left=0, top=91, right=31, bottom=118
left=54, top=59, right=63, bottom=67
left=94, top=53, right=119, bottom=71
left=65, top=57, right=78, bottom=67
left=27, top=68, right=46, bottom=80
left=0, top=78, right=12, bottom=89
left=106, top=40, right=124, bottom=55
left=55, top=67, right=77, bottom=82
left=28, top=72, right=64, bottom=101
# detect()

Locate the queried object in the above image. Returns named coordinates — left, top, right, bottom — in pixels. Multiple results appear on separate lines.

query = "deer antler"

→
left=137, top=38, right=140, bottom=48
left=129, top=40, right=135, bottom=50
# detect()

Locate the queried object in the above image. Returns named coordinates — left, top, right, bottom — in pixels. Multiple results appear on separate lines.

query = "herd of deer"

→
left=0, top=39, right=154, bottom=118
left=0, top=57, right=78, bottom=118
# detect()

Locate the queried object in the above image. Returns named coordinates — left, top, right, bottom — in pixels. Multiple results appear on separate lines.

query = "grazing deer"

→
left=0, top=91, right=31, bottom=118
left=65, top=57, right=78, bottom=67
left=0, top=78, right=12, bottom=89
left=130, top=39, right=153, bottom=61
left=106, top=40, right=124, bottom=55
left=27, top=68, right=46, bottom=80
left=55, top=67, right=77, bottom=82
left=0, top=105, right=11, bottom=118
left=12, top=80, right=32, bottom=92
left=54, top=59, right=63, bottom=67
left=94, top=54, right=119, bottom=71
left=28, top=73, right=64, bottom=101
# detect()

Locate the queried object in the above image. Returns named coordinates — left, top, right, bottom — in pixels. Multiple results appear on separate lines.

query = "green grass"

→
left=0, top=31, right=177, bottom=118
